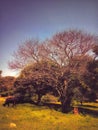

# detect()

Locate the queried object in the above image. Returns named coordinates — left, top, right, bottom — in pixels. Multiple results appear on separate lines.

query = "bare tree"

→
left=9, top=39, right=43, bottom=70
left=45, top=30, right=95, bottom=66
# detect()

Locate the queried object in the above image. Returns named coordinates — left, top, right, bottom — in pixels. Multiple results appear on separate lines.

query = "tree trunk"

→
left=61, top=97, right=72, bottom=113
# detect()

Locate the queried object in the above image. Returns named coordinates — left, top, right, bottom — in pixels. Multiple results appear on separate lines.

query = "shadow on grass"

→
left=39, top=102, right=61, bottom=110
left=79, top=107, right=98, bottom=117
left=39, top=102, right=98, bottom=117
left=79, top=104, right=98, bottom=108
left=6, top=99, right=97, bottom=117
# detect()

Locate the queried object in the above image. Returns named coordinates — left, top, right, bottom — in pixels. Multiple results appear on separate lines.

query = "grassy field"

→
left=0, top=97, right=98, bottom=130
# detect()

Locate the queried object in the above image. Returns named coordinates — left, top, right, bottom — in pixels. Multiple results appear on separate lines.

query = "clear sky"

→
left=0, top=0, right=98, bottom=76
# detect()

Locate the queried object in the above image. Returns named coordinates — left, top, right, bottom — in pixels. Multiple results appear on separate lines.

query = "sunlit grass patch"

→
left=0, top=101, right=98, bottom=130
left=0, top=97, right=6, bottom=102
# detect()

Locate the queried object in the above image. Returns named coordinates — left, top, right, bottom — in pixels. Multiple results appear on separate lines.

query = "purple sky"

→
left=0, top=0, right=98, bottom=76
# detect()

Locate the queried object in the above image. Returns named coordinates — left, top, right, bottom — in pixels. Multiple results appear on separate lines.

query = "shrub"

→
left=41, top=94, right=58, bottom=103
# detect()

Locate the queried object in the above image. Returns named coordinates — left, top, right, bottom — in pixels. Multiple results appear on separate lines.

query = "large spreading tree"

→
left=9, top=30, right=98, bottom=112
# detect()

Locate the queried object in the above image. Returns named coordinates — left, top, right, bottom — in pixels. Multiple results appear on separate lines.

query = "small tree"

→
left=14, top=60, right=60, bottom=104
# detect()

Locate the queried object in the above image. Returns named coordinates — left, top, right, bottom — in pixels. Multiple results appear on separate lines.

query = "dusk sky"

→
left=0, top=0, right=98, bottom=76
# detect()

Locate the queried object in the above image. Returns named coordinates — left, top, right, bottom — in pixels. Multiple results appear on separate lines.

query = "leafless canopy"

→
left=9, top=30, right=97, bottom=72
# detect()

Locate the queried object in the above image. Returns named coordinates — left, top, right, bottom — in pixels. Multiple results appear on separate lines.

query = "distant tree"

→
left=0, top=70, right=2, bottom=77
left=0, top=76, right=15, bottom=94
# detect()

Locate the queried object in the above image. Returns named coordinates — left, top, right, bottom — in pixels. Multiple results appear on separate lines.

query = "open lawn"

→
left=0, top=97, right=98, bottom=130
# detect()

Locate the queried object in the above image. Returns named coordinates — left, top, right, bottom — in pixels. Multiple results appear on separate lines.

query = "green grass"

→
left=0, top=98, right=98, bottom=130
